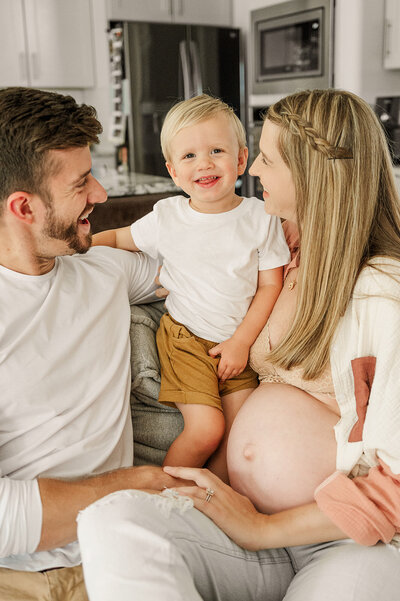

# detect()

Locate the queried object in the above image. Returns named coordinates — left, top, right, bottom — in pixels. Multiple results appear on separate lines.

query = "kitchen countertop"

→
left=94, top=167, right=180, bottom=198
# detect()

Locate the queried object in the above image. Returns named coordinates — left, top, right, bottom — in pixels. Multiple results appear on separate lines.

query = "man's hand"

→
left=155, top=265, right=169, bottom=298
left=208, top=337, right=250, bottom=382
left=37, top=465, right=192, bottom=552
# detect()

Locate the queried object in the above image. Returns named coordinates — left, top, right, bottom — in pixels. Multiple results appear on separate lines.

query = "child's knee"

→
left=182, top=408, right=225, bottom=453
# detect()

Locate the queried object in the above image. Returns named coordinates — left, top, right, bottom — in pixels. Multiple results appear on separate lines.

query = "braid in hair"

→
left=268, top=105, right=353, bottom=160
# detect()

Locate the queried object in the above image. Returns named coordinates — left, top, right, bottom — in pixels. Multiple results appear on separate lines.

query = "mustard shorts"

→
left=156, top=313, right=258, bottom=411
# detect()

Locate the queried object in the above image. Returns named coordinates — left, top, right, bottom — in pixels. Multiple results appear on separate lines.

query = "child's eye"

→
left=183, top=153, right=195, bottom=159
left=211, top=148, right=222, bottom=154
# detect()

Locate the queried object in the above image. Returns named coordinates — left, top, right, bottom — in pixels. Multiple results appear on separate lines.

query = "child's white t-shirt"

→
left=131, top=195, right=290, bottom=342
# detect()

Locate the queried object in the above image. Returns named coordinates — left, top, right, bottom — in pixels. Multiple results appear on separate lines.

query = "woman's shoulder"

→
left=354, top=257, right=400, bottom=298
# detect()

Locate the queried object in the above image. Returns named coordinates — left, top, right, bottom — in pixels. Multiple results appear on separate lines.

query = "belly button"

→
left=243, top=444, right=255, bottom=460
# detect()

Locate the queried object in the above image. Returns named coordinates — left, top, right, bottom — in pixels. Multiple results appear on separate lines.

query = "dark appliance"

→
left=375, top=96, right=400, bottom=165
left=108, top=21, right=245, bottom=184
left=251, top=0, right=334, bottom=95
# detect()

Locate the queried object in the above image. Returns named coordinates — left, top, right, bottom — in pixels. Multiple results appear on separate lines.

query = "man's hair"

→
left=264, top=88, right=400, bottom=379
left=160, top=93, right=246, bottom=162
left=0, top=87, right=102, bottom=206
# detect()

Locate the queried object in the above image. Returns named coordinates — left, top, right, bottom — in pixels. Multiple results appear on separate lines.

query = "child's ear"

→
left=165, top=161, right=179, bottom=185
left=237, top=147, right=249, bottom=176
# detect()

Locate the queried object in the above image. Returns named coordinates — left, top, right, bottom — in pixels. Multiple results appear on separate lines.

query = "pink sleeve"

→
left=314, top=459, right=400, bottom=545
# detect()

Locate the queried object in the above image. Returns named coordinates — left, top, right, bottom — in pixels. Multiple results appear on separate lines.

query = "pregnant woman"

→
left=78, top=89, right=400, bottom=600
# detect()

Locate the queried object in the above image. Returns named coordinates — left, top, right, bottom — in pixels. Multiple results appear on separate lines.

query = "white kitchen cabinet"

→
left=171, top=0, right=232, bottom=26
left=384, top=0, right=400, bottom=69
left=107, top=0, right=232, bottom=27
left=0, top=0, right=94, bottom=88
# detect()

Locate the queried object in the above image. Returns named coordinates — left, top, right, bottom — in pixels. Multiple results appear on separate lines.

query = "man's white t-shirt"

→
left=0, top=247, right=159, bottom=570
left=131, top=196, right=290, bottom=342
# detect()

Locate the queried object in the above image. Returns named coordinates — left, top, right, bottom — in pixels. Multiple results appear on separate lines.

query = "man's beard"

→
left=43, top=207, right=92, bottom=255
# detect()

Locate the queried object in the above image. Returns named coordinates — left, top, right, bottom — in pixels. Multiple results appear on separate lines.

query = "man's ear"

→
left=165, top=161, right=179, bottom=186
left=7, top=192, right=35, bottom=224
left=237, top=147, right=249, bottom=176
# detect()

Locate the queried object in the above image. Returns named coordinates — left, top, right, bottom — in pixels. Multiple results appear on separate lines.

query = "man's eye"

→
left=77, top=178, right=88, bottom=188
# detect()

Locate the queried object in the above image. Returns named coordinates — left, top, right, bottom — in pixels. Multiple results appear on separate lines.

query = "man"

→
left=0, top=87, right=180, bottom=600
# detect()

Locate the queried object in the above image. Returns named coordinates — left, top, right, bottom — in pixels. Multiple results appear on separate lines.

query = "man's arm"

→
left=36, top=466, right=184, bottom=551
left=92, top=226, right=140, bottom=252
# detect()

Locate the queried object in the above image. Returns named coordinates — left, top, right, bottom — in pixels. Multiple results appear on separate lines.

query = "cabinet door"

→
left=24, top=0, right=95, bottom=88
left=384, top=0, right=400, bottom=69
left=172, top=0, right=232, bottom=26
left=0, top=0, right=29, bottom=86
left=106, top=0, right=173, bottom=22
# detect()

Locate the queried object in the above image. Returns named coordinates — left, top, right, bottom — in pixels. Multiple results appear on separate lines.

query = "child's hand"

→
left=208, top=337, right=250, bottom=382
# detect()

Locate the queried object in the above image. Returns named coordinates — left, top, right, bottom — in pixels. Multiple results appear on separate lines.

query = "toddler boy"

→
left=93, top=94, right=290, bottom=481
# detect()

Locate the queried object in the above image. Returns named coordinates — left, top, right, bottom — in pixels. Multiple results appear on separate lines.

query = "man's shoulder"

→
left=65, top=246, right=142, bottom=276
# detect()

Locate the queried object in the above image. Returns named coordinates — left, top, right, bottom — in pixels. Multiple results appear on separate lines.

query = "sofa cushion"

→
left=129, top=302, right=183, bottom=466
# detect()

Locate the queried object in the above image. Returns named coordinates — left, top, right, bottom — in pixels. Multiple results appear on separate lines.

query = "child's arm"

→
left=209, top=266, right=283, bottom=381
left=92, top=226, right=141, bottom=252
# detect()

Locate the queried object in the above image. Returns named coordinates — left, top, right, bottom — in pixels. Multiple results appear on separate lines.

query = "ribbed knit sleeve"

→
left=314, top=460, right=400, bottom=546
left=0, top=477, right=42, bottom=557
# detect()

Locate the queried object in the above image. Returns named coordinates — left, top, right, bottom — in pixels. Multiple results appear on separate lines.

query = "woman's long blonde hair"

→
left=266, top=88, right=400, bottom=379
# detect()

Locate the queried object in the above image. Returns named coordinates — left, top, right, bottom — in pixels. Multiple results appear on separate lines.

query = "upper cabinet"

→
left=107, top=0, right=232, bottom=27
left=384, top=0, right=400, bottom=69
left=0, top=0, right=95, bottom=88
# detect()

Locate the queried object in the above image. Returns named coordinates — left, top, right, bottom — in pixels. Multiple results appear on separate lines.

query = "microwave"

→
left=251, top=0, right=334, bottom=95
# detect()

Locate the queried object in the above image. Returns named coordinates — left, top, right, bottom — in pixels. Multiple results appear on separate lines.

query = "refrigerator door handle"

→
left=179, top=40, right=192, bottom=99
left=189, top=40, right=203, bottom=96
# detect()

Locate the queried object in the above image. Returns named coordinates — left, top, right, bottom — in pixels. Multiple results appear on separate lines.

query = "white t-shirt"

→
left=0, top=247, right=159, bottom=570
left=131, top=196, right=290, bottom=342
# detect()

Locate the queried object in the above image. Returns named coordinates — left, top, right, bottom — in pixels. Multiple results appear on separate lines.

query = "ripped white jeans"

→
left=77, top=490, right=400, bottom=601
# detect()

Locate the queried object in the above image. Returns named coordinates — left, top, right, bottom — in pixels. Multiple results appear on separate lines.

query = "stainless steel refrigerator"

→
left=109, top=20, right=246, bottom=184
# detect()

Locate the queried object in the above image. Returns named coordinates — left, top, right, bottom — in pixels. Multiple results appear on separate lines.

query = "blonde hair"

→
left=266, top=88, right=400, bottom=379
left=160, top=94, right=246, bottom=162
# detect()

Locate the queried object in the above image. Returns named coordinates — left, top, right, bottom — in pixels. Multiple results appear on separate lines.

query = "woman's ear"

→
left=237, top=147, right=249, bottom=176
left=7, top=192, right=35, bottom=223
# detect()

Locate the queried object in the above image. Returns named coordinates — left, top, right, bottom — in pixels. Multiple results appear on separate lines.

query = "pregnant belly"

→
left=227, top=383, right=338, bottom=514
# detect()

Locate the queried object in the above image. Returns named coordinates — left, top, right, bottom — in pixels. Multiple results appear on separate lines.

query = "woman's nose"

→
left=248, top=154, right=260, bottom=177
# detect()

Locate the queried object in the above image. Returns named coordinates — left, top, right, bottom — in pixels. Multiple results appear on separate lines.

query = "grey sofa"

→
left=129, top=301, right=183, bottom=466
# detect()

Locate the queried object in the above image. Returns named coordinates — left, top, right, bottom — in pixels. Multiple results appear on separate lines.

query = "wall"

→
left=83, top=0, right=115, bottom=157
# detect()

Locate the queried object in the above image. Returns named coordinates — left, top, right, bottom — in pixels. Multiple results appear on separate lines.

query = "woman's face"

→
left=249, top=119, right=297, bottom=223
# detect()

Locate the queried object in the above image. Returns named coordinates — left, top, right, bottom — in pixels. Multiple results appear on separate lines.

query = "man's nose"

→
left=89, top=175, right=108, bottom=205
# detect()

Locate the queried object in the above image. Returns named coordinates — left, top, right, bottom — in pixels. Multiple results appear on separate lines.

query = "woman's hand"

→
left=163, top=466, right=264, bottom=550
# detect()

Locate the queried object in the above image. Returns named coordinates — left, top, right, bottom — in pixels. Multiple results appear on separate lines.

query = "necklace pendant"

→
left=288, top=280, right=296, bottom=290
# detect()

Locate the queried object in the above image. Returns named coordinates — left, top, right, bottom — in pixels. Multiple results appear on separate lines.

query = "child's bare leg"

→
left=206, top=388, right=253, bottom=483
left=163, top=403, right=225, bottom=468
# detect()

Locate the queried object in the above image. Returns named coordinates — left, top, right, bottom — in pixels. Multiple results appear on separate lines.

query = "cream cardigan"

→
left=315, top=257, right=400, bottom=546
